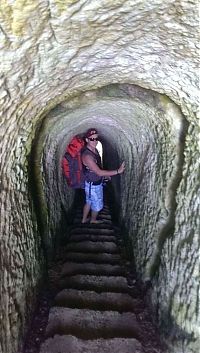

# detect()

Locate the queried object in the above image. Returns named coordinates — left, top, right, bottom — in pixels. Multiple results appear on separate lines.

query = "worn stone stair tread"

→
left=75, top=208, right=110, bottom=215
left=58, top=274, right=132, bottom=293
left=61, top=261, right=126, bottom=277
left=69, top=234, right=117, bottom=242
left=59, top=252, right=122, bottom=265
left=98, top=214, right=112, bottom=220
left=73, top=218, right=112, bottom=225
left=74, top=216, right=113, bottom=224
left=55, top=288, right=144, bottom=313
left=71, top=223, right=114, bottom=231
left=101, top=205, right=110, bottom=211
left=98, top=214, right=112, bottom=219
left=65, top=241, right=119, bottom=253
left=45, top=307, right=141, bottom=339
left=40, top=335, right=144, bottom=353
left=75, top=208, right=111, bottom=216
left=70, top=227, right=115, bottom=235
left=76, top=204, right=110, bottom=214
left=99, top=212, right=112, bottom=218
left=96, top=219, right=113, bottom=225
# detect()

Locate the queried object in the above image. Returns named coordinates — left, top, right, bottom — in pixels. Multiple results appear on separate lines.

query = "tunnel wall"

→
left=0, top=1, right=199, bottom=353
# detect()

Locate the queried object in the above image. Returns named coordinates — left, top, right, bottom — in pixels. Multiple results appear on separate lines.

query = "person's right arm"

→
left=82, top=154, right=125, bottom=177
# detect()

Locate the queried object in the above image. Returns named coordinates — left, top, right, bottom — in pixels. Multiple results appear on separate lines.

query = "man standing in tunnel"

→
left=81, top=128, right=125, bottom=223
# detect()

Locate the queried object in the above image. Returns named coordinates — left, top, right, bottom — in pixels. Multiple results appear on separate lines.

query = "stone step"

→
left=98, top=214, right=112, bottom=221
left=71, top=223, right=114, bottom=231
left=45, top=307, right=141, bottom=339
left=61, top=262, right=126, bottom=277
left=70, top=227, right=115, bottom=235
left=69, top=233, right=117, bottom=243
left=97, top=218, right=113, bottom=225
left=73, top=214, right=111, bottom=222
left=101, top=206, right=110, bottom=212
left=58, top=274, right=135, bottom=294
left=73, top=218, right=113, bottom=226
left=40, top=335, right=144, bottom=353
left=65, top=241, right=119, bottom=254
left=103, top=209, right=110, bottom=214
left=55, top=288, right=144, bottom=313
left=58, top=252, right=122, bottom=265
left=75, top=212, right=112, bottom=220
left=75, top=205, right=110, bottom=212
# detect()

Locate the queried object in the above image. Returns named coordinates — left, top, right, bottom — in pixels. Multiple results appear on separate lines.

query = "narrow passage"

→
left=25, top=200, right=166, bottom=353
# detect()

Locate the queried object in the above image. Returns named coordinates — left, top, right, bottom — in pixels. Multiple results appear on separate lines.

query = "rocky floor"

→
left=23, top=203, right=166, bottom=353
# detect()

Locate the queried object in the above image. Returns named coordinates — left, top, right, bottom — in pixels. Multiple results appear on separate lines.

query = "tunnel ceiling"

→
left=0, top=0, right=199, bottom=129
left=0, top=2, right=199, bottom=353
left=40, top=84, right=185, bottom=206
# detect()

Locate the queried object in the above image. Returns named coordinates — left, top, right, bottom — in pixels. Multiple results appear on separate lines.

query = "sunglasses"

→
left=88, top=137, right=98, bottom=141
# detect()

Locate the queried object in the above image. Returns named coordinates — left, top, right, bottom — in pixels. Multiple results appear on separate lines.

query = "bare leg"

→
left=90, top=210, right=99, bottom=223
left=82, top=203, right=91, bottom=223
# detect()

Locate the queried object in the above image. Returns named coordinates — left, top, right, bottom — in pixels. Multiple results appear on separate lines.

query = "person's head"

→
left=85, top=128, right=99, bottom=147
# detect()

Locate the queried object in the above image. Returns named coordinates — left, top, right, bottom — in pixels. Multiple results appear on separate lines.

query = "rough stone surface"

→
left=0, top=1, right=199, bottom=353
left=45, top=306, right=139, bottom=338
left=40, top=335, right=145, bottom=353
left=54, top=288, right=143, bottom=312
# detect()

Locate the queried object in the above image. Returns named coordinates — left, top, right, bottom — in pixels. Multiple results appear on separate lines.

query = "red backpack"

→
left=62, top=136, right=85, bottom=189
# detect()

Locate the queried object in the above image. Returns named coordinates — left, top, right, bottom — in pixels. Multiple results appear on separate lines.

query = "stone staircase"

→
left=39, top=204, right=165, bottom=353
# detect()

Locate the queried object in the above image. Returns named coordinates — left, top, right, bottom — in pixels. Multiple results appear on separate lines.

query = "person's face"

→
left=86, top=133, right=99, bottom=147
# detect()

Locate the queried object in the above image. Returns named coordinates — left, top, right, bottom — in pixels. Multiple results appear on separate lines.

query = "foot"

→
left=90, top=220, right=104, bottom=224
left=81, top=218, right=90, bottom=224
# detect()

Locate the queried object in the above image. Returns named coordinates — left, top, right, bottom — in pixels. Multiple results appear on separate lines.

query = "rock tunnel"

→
left=0, top=1, right=199, bottom=353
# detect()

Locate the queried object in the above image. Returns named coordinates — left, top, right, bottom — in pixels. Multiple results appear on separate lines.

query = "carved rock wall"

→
left=0, top=1, right=199, bottom=353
